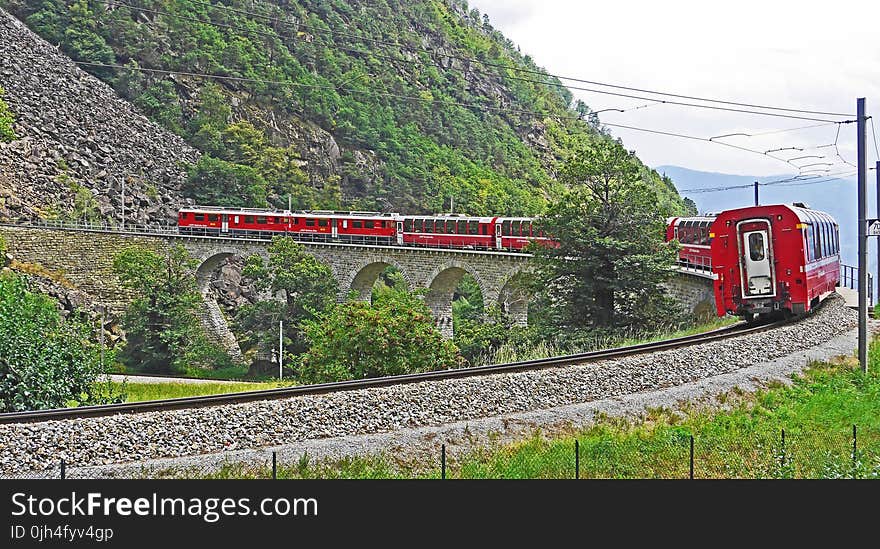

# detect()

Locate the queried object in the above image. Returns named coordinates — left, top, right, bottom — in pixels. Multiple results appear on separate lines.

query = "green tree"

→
left=113, top=244, right=229, bottom=374
left=0, top=272, right=115, bottom=411
left=183, top=156, right=268, bottom=207
left=529, top=139, right=680, bottom=330
left=238, top=237, right=338, bottom=362
left=299, top=289, right=463, bottom=383
left=0, top=86, right=16, bottom=143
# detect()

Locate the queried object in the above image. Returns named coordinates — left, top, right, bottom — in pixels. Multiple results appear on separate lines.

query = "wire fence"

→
left=7, top=425, right=880, bottom=480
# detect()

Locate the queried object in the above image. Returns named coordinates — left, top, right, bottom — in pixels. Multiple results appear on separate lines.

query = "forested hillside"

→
left=1, top=0, right=689, bottom=217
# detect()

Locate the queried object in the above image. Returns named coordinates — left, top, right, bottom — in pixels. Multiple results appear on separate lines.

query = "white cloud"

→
left=471, top=0, right=880, bottom=176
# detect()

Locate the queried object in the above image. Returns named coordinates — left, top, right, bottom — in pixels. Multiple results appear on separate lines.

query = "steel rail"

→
left=0, top=317, right=791, bottom=424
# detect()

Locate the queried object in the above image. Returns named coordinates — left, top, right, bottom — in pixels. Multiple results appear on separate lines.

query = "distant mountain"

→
left=656, top=165, right=876, bottom=287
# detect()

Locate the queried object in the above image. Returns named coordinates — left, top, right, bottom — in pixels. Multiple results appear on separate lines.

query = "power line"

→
left=138, top=0, right=855, bottom=119
left=679, top=171, right=858, bottom=194
left=870, top=116, right=880, bottom=162
left=100, top=0, right=855, bottom=121
left=73, top=60, right=587, bottom=121
left=82, top=2, right=865, bottom=176
left=77, top=59, right=845, bottom=174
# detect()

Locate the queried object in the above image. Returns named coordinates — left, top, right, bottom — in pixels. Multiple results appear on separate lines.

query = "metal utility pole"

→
left=99, top=306, right=105, bottom=367
left=121, top=177, right=125, bottom=231
left=450, top=195, right=454, bottom=215
left=279, top=319, right=283, bottom=381
left=857, top=98, right=867, bottom=373
left=754, top=181, right=759, bottom=206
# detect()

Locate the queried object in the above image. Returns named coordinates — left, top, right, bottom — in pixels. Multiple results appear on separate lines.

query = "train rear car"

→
left=666, top=216, right=716, bottom=272
left=710, top=203, right=839, bottom=321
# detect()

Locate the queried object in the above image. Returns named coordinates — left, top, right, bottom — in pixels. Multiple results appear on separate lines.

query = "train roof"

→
left=713, top=203, right=837, bottom=225
left=180, top=206, right=399, bottom=218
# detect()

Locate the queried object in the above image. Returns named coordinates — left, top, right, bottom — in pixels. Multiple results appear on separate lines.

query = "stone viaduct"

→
left=0, top=224, right=716, bottom=360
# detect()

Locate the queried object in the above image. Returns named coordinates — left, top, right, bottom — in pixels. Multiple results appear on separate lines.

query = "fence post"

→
left=60, top=459, right=65, bottom=480
left=852, top=425, right=858, bottom=479
left=575, top=440, right=580, bottom=480
left=780, top=428, right=786, bottom=472
left=272, top=451, right=277, bottom=480
left=441, top=444, right=446, bottom=480
left=689, top=435, right=694, bottom=480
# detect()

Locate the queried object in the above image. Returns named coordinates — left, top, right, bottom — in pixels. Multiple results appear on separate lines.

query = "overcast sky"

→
left=471, top=0, right=880, bottom=177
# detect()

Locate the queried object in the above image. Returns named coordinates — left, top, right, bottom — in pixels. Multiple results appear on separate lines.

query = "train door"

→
left=221, top=214, right=229, bottom=234
left=332, top=219, right=339, bottom=239
left=738, top=220, right=774, bottom=298
left=396, top=221, right=404, bottom=245
left=495, top=222, right=502, bottom=249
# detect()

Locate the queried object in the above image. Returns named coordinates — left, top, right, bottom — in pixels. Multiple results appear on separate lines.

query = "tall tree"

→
left=529, top=138, right=679, bottom=331
left=237, top=237, right=338, bottom=364
left=113, top=244, right=228, bottom=373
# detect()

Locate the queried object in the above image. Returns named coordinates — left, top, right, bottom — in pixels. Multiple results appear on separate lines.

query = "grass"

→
left=158, top=338, right=880, bottom=479
left=110, top=380, right=295, bottom=402
left=479, top=315, right=739, bottom=365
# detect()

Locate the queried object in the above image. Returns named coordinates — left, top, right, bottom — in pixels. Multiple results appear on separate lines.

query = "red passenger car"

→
left=666, top=216, right=716, bottom=272
left=178, top=207, right=559, bottom=251
left=399, top=215, right=558, bottom=251
left=710, top=203, right=839, bottom=321
left=178, top=206, right=397, bottom=243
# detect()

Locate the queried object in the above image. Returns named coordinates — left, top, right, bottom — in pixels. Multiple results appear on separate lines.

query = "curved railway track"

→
left=0, top=317, right=794, bottom=425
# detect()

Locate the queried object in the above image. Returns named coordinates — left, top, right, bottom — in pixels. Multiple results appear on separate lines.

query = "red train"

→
left=668, top=203, right=840, bottom=321
left=177, top=206, right=558, bottom=251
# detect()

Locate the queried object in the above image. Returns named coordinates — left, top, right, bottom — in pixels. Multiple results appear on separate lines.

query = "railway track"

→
left=0, top=317, right=793, bottom=425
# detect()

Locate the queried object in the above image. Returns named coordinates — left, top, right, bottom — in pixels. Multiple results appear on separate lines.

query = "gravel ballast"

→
left=0, top=295, right=858, bottom=476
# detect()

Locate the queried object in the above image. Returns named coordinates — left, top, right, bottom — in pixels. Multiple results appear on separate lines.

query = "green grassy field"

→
left=111, top=380, right=295, bottom=403
left=159, top=339, right=880, bottom=479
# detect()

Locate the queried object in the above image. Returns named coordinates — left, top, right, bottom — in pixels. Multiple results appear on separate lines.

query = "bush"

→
left=299, top=290, right=463, bottom=383
left=0, top=86, right=16, bottom=143
left=0, top=272, right=116, bottom=411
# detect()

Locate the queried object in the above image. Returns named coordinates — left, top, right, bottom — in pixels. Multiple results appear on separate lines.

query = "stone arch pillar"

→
left=341, top=257, right=411, bottom=303
left=424, top=263, right=488, bottom=339
left=191, top=249, right=268, bottom=363
left=498, top=271, right=530, bottom=328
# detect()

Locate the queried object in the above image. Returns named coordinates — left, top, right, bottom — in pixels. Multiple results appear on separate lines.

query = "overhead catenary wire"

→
left=122, top=0, right=855, bottom=119
left=75, top=60, right=848, bottom=173
left=85, top=1, right=865, bottom=176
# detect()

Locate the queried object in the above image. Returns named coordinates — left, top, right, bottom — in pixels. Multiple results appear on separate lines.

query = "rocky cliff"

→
left=0, top=8, right=198, bottom=226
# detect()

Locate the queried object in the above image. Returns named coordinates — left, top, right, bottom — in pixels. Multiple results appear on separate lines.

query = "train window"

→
left=244, top=216, right=254, bottom=224
left=258, top=216, right=268, bottom=224
left=511, top=221, right=521, bottom=236
left=365, top=220, right=375, bottom=229
left=305, top=218, right=315, bottom=227
left=291, top=218, right=298, bottom=226
left=194, top=213, right=205, bottom=221
left=814, top=223, right=822, bottom=260
left=748, top=233, right=765, bottom=261
left=469, top=221, right=479, bottom=235
left=805, top=225, right=814, bottom=261
left=352, top=220, right=362, bottom=229
left=404, top=219, right=413, bottom=232
left=821, top=222, right=828, bottom=257
left=208, top=214, right=220, bottom=222
left=319, top=219, right=328, bottom=227
left=502, top=220, right=511, bottom=236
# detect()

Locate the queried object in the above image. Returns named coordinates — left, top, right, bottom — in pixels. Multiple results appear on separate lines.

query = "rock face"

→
left=0, top=8, right=199, bottom=226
